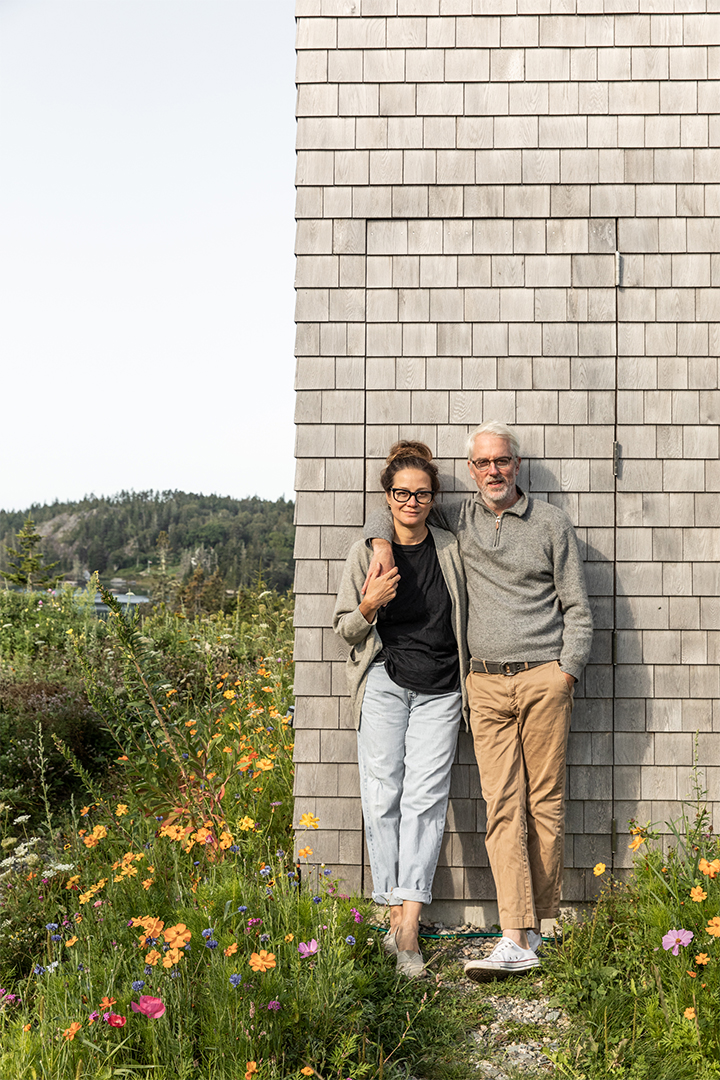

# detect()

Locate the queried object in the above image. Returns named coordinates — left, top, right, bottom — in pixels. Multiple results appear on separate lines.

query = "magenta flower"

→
left=661, top=928, right=694, bottom=955
left=131, top=995, right=166, bottom=1019
left=297, top=939, right=318, bottom=959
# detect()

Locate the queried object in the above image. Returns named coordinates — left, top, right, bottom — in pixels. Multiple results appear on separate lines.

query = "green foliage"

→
left=0, top=580, right=470, bottom=1080
left=0, top=491, right=295, bottom=591
left=545, top=772, right=720, bottom=1079
left=1, top=516, right=61, bottom=589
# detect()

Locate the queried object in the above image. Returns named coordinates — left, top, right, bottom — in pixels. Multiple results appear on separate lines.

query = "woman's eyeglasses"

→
left=389, top=488, right=434, bottom=505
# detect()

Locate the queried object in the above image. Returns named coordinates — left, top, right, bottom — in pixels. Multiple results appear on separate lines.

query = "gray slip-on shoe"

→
left=396, top=949, right=425, bottom=979
left=382, top=931, right=398, bottom=956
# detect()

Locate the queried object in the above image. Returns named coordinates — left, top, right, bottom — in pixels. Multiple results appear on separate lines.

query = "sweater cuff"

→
left=559, top=658, right=584, bottom=682
left=343, top=606, right=376, bottom=639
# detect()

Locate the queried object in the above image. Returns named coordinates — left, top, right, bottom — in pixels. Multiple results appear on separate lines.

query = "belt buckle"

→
left=504, top=663, right=513, bottom=676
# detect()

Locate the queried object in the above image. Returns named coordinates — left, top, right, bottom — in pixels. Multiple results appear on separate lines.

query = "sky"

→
left=0, top=0, right=298, bottom=511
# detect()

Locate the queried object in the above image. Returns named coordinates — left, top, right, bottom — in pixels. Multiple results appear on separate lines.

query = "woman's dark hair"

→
left=380, top=441, right=440, bottom=495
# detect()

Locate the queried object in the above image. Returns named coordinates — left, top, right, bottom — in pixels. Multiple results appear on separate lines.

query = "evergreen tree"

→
left=2, top=516, right=62, bottom=589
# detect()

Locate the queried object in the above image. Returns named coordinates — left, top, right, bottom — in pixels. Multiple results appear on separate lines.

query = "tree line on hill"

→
left=0, top=490, right=295, bottom=595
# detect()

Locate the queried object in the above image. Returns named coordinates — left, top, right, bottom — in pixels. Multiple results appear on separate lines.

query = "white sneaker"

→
left=527, top=929, right=542, bottom=953
left=464, top=937, right=540, bottom=982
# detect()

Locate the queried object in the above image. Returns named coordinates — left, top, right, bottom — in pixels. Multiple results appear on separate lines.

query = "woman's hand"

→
left=359, top=566, right=400, bottom=622
left=361, top=539, right=395, bottom=595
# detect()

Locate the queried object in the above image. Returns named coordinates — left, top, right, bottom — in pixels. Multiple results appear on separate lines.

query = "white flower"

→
left=12, top=815, right=30, bottom=825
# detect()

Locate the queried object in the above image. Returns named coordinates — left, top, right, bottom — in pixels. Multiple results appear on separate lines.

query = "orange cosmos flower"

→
left=696, top=953, right=710, bottom=965
left=65, top=936, right=78, bottom=947
left=145, top=949, right=161, bottom=966
left=99, top=997, right=116, bottom=1009
left=224, top=942, right=238, bottom=957
left=297, top=847, right=313, bottom=859
left=690, top=886, right=707, bottom=903
left=249, top=950, right=276, bottom=973
left=163, top=923, right=192, bottom=948
left=63, top=1022, right=82, bottom=1041
left=684, top=1007, right=696, bottom=1020
left=162, top=947, right=182, bottom=969
left=706, top=916, right=720, bottom=937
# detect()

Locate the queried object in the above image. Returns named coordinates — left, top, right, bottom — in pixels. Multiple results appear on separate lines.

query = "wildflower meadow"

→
left=0, top=583, right=454, bottom=1080
left=547, top=778, right=720, bottom=1079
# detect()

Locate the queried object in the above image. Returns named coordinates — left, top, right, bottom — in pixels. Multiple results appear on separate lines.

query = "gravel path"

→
left=424, top=923, right=572, bottom=1078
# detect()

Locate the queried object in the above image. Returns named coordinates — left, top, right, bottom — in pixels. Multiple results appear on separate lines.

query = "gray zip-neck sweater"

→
left=364, top=488, right=593, bottom=681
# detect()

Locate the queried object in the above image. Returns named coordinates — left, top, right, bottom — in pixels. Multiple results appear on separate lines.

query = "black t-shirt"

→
left=377, top=531, right=460, bottom=695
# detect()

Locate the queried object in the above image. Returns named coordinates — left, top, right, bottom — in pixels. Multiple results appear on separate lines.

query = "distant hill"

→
left=0, top=491, right=295, bottom=592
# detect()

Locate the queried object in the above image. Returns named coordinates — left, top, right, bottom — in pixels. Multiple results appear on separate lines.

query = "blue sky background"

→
left=1, top=0, right=297, bottom=510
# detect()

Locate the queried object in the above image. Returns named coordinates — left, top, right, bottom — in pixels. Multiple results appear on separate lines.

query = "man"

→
left=363, top=420, right=593, bottom=980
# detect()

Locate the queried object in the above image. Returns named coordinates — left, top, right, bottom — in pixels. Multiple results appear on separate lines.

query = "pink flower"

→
left=297, top=939, right=319, bottom=959
left=661, top=928, right=693, bottom=956
left=131, top=995, right=166, bottom=1019
left=107, top=1013, right=126, bottom=1027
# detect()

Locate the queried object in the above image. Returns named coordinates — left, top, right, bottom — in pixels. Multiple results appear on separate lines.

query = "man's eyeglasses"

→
left=470, top=456, right=515, bottom=472
left=390, top=488, right=434, bottom=505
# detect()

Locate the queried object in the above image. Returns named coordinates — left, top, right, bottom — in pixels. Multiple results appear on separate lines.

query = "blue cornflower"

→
left=131, top=980, right=145, bottom=992
left=77, top=964, right=84, bottom=972
left=229, top=973, right=242, bottom=988
left=259, top=868, right=271, bottom=877
left=201, top=928, right=214, bottom=939
left=345, top=936, right=356, bottom=945
left=45, top=923, right=58, bottom=931
left=145, top=936, right=158, bottom=947
left=33, top=965, right=45, bottom=976
left=237, top=905, right=247, bottom=913
left=205, top=939, right=219, bottom=950
left=312, top=896, right=321, bottom=904
left=144, top=965, right=153, bottom=976
left=229, top=844, right=240, bottom=853
left=50, top=934, right=61, bottom=942
left=323, top=868, right=332, bottom=877
left=170, top=970, right=180, bottom=978
left=259, top=934, right=270, bottom=944
left=182, top=753, right=189, bottom=759
left=276, top=849, right=285, bottom=858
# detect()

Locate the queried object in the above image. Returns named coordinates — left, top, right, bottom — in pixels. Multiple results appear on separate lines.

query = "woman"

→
left=333, top=441, right=469, bottom=978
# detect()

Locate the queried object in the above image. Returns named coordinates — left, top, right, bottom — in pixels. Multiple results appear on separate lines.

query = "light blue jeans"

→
left=357, top=662, right=462, bottom=906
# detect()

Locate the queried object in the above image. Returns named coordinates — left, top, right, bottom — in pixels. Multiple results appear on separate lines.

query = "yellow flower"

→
left=629, top=835, right=645, bottom=853
left=299, top=812, right=319, bottom=830
left=249, top=950, right=276, bottom=973
left=115, top=804, right=129, bottom=817
left=223, top=690, right=236, bottom=700
left=256, top=759, right=274, bottom=771
left=690, top=886, right=707, bottom=903
left=706, top=916, right=720, bottom=938
left=224, top=942, right=238, bottom=957
left=297, top=847, right=313, bottom=859
left=142, top=878, right=153, bottom=890
left=80, top=806, right=90, bottom=817
left=696, top=953, right=710, bottom=965
left=284, top=933, right=294, bottom=942
left=245, top=1063, right=258, bottom=1080
left=684, top=1007, right=696, bottom=1020
left=593, top=863, right=606, bottom=877
left=145, top=949, right=161, bottom=966
left=238, top=817, right=255, bottom=832
left=301, top=1069, right=315, bottom=1076
left=66, top=875, right=80, bottom=890
left=65, top=936, right=78, bottom=947
left=219, top=831, right=234, bottom=850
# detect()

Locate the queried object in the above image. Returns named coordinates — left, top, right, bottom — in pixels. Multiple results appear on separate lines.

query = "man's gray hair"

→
left=466, top=421, right=520, bottom=460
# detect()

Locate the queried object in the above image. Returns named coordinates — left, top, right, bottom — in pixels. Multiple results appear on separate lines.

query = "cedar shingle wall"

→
left=293, top=1, right=720, bottom=912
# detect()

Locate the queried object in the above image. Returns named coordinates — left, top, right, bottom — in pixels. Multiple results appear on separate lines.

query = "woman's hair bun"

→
left=385, top=440, right=433, bottom=465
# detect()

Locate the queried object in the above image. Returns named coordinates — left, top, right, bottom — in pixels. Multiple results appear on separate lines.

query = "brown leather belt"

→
left=470, top=659, right=553, bottom=676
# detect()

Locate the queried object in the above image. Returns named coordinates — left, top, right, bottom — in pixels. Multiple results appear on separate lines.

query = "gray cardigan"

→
left=332, top=525, right=470, bottom=730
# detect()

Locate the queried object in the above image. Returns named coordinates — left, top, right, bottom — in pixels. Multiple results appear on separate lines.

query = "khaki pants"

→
left=466, top=661, right=574, bottom=929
